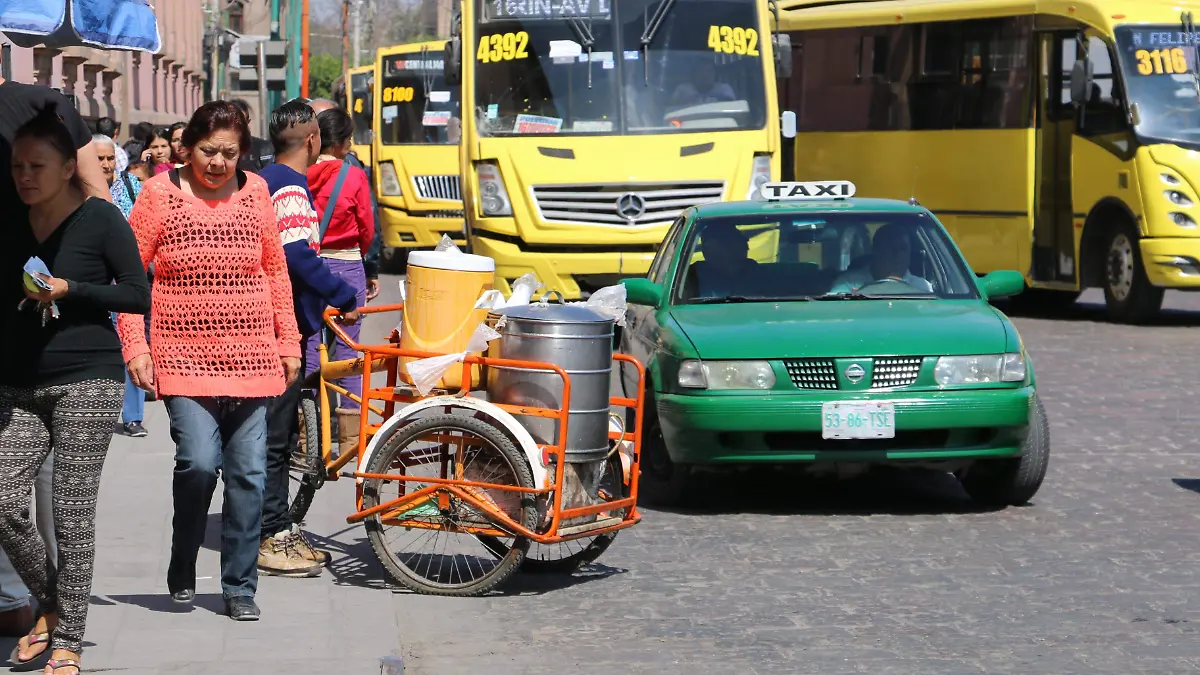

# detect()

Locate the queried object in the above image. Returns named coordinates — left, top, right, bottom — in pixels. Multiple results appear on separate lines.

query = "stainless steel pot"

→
left=486, top=293, right=614, bottom=463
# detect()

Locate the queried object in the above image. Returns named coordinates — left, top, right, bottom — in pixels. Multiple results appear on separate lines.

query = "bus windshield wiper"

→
left=566, top=17, right=596, bottom=88
left=1183, top=12, right=1200, bottom=103
left=639, top=0, right=678, bottom=84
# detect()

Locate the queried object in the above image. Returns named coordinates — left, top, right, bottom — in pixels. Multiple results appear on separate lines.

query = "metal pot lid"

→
left=491, top=290, right=613, bottom=324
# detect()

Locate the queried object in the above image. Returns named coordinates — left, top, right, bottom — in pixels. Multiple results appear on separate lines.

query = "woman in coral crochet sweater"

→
left=116, top=101, right=302, bottom=622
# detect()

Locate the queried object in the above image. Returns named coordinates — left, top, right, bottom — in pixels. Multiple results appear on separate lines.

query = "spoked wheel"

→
left=289, top=392, right=325, bottom=524
left=477, top=450, right=628, bottom=574
left=362, top=412, right=537, bottom=596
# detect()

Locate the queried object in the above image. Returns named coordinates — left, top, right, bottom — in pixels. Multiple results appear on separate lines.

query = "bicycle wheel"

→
left=478, top=450, right=628, bottom=574
left=289, top=392, right=325, bottom=524
left=362, top=412, right=537, bottom=596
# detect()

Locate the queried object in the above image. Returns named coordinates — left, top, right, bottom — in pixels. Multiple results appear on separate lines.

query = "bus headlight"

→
left=747, top=154, right=772, bottom=200
left=934, top=354, right=1025, bottom=386
left=678, top=360, right=776, bottom=390
left=476, top=162, right=512, bottom=217
left=1166, top=190, right=1194, bottom=207
left=379, top=161, right=402, bottom=196
left=1171, top=212, right=1197, bottom=228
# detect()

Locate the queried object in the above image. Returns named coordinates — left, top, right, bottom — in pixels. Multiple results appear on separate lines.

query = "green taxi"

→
left=619, top=181, right=1048, bottom=508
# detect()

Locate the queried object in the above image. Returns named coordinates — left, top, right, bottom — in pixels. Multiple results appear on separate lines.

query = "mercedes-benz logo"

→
left=615, top=193, right=646, bottom=221
left=844, top=363, right=865, bottom=384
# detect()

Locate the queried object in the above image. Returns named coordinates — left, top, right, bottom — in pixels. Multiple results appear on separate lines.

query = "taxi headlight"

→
left=678, top=360, right=776, bottom=390
left=934, top=354, right=1025, bottom=386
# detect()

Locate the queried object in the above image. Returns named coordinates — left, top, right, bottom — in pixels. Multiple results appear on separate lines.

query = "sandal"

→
left=9, top=629, right=50, bottom=664
left=46, top=658, right=81, bottom=674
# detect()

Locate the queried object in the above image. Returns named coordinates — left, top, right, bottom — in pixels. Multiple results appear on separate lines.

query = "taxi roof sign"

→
left=760, top=181, right=856, bottom=201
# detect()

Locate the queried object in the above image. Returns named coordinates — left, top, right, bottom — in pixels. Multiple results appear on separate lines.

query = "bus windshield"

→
left=350, top=70, right=373, bottom=146
left=1115, top=26, right=1200, bottom=147
left=379, top=51, right=462, bottom=145
left=473, top=0, right=767, bottom=137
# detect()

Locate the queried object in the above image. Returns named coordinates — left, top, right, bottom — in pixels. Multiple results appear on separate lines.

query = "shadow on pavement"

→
left=1171, top=478, right=1200, bottom=494
left=995, top=298, right=1200, bottom=327
left=102, top=592, right=227, bottom=616
left=498, top=561, right=628, bottom=597
left=649, top=467, right=1009, bottom=517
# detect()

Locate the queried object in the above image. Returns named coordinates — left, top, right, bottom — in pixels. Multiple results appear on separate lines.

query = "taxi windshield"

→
left=674, top=212, right=979, bottom=304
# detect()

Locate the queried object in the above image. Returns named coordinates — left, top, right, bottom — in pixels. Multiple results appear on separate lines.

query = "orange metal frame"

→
left=311, top=304, right=645, bottom=545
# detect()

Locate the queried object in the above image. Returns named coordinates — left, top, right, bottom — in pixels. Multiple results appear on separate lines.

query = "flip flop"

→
left=9, top=630, right=49, bottom=664
left=46, top=657, right=81, bottom=674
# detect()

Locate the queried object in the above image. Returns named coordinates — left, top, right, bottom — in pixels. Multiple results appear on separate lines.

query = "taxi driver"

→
left=830, top=223, right=933, bottom=294
left=691, top=222, right=758, bottom=297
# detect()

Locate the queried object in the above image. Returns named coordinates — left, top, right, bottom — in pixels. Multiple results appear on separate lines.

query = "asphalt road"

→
left=362, top=278, right=1200, bottom=674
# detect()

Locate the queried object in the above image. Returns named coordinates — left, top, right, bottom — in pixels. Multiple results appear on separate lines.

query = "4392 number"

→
left=707, top=25, right=759, bottom=56
left=477, top=32, right=530, bottom=63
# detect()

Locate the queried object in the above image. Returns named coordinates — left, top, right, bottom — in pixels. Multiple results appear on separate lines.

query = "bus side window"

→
left=1074, top=36, right=1128, bottom=137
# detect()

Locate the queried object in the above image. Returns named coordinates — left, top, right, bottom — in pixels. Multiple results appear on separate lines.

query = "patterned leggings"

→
left=0, top=379, right=123, bottom=653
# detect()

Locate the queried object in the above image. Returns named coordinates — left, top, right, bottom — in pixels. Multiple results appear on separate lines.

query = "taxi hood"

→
left=669, top=300, right=1011, bottom=359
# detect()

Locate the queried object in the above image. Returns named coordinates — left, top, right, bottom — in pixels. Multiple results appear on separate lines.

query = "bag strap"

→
left=317, top=161, right=352, bottom=244
left=120, top=171, right=135, bottom=199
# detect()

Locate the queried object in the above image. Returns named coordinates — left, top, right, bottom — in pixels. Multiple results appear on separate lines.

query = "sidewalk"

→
left=0, top=400, right=404, bottom=675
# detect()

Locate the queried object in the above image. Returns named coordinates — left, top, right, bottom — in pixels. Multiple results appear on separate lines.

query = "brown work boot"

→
left=0, top=603, right=34, bottom=637
left=336, top=408, right=361, bottom=458
left=290, top=526, right=332, bottom=566
left=257, top=532, right=322, bottom=578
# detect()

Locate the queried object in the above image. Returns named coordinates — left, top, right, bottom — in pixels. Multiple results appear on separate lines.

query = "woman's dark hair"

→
left=132, top=121, right=154, bottom=143
left=168, top=121, right=186, bottom=138
left=180, top=101, right=252, bottom=154
left=13, top=104, right=82, bottom=191
left=317, top=108, right=354, bottom=153
left=151, top=126, right=173, bottom=145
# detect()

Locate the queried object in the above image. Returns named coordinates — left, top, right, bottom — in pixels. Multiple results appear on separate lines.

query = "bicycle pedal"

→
left=338, top=470, right=357, bottom=479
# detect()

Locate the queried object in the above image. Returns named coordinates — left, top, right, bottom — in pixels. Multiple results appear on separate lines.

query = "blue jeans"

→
left=164, top=396, right=267, bottom=600
left=112, top=313, right=145, bottom=423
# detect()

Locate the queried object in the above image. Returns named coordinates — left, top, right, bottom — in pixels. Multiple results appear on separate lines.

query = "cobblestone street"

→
left=5, top=285, right=1200, bottom=675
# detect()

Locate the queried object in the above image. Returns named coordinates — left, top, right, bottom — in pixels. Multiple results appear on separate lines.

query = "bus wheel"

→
left=1103, top=224, right=1163, bottom=324
left=381, top=247, right=407, bottom=275
left=1006, top=288, right=1081, bottom=314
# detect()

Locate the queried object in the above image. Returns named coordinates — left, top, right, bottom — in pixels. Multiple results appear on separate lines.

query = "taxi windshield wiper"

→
left=639, top=0, right=678, bottom=84
left=691, top=295, right=813, bottom=304
left=815, top=292, right=934, bottom=300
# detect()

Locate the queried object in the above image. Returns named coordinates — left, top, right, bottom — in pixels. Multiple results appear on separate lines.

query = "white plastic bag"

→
left=474, top=289, right=506, bottom=310
left=504, top=272, right=543, bottom=307
left=434, top=234, right=464, bottom=254
left=404, top=323, right=501, bottom=395
left=569, top=283, right=628, bottom=327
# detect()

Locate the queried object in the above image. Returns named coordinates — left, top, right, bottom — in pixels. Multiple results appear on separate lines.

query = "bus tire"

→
left=380, top=246, right=407, bottom=275
left=1102, top=223, right=1163, bottom=324
left=1007, top=288, right=1080, bottom=313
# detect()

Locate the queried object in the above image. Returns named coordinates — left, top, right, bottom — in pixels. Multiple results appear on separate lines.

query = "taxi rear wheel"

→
left=961, top=394, right=1050, bottom=507
left=639, top=392, right=697, bottom=507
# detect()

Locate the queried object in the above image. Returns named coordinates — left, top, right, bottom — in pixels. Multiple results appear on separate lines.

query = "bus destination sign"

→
left=481, top=0, right=611, bottom=22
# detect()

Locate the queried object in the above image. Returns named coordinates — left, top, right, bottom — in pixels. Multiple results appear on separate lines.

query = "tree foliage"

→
left=308, top=53, right=342, bottom=100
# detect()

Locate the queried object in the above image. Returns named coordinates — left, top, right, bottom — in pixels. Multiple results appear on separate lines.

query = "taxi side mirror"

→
left=622, top=278, right=663, bottom=308
left=980, top=270, right=1025, bottom=299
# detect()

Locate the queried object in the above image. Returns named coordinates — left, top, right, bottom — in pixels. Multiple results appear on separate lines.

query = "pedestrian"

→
left=306, top=106, right=375, bottom=457
left=142, top=127, right=174, bottom=175
left=0, top=65, right=113, bottom=641
left=95, top=134, right=149, bottom=437
left=95, top=117, right=128, bottom=172
left=168, top=121, right=187, bottom=163
left=258, top=100, right=360, bottom=578
left=1, top=106, right=150, bottom=675
left=121, top=121, right=153, bottom=165
left=231, top=99, right=275, bottom=172
left=126, top=159, right=152, bottom=183
left=117, top=101, right=302, bottom=621
left=309, top=98, right=381, bottom=303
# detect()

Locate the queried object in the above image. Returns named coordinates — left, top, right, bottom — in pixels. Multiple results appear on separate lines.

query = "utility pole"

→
left=352, top=0, right=362, bottom=68
left=300, top=0, right=310, bottom=98
left=342, top=0, right=350, bottom=78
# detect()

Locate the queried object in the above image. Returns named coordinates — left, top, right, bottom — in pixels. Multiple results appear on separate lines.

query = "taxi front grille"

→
left=412, top=175, right=461, bottom=202
left=531, top=181, right=725, bottom=226
left=871, top=357, right=924, bottom=389
left=783, top=359, right=838, bottom=390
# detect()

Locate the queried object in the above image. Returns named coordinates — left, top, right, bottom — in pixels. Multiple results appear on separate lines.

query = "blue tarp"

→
left=0, top=0, right=160, bottom=52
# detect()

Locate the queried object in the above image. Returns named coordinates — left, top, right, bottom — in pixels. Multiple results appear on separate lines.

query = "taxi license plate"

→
left=821, top=402, right=895, bottom=440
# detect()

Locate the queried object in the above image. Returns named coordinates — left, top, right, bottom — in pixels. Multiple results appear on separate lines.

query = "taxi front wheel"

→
left=639, top=393, right=699, bottom=508
left=960, top=394, right=1050, bottom=508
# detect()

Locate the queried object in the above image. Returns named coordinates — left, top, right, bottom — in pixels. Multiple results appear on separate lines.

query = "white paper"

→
left=429, top=90, right=451, bottom=103
left=590, top=51, right=614, bottom=62
left=548, top=40, right=583, bottom=59
left=382, top=105, right=398, bottom=122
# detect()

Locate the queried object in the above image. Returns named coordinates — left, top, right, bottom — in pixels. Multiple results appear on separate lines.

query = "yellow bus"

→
left=372, top=41, right=466, bottom=256
left=444, top=0, right=791, bottom=299
left=347, top=64, right=375, bottom=166
left=777, top=0, right=1200, bottom=323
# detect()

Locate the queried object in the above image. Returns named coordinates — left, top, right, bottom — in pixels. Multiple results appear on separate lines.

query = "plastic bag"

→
left=434, top=234, right=464, bottom=255
left=474, top=289, right=506, bottom=310
left=569, top=283, right=627, bottom=327
left=404, top=323, right=501, bottom=395
left=505, top=272, right=543, bottom=307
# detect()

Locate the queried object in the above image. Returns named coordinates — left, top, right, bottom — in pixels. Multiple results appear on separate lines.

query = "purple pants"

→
left=305, top=257, right=367, bottom=411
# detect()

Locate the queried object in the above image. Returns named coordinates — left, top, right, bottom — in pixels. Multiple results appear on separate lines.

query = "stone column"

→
left=60, top=56, right=86, bottom=114
left=171, top=63, right=184, bottom=116
left=83, top=64, right=105, bottom=120
left=102, top=70, right=121, bottom=122
left=152, top=55, right=164, bottom=118
left=32, top=48, right=60, bottom=87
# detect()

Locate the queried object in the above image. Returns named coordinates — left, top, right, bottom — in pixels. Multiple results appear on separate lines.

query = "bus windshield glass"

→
left=473, top=0, right=767, bottom=137
left=1115, top=26, right=1200, bottom=147
left=350, top=70, right=373, bottom=146
left=379, top=51, right=462, bottom=145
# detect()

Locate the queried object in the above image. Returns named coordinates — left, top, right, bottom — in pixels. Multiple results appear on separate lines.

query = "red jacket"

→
left=307, top=158, right=374, bottom=254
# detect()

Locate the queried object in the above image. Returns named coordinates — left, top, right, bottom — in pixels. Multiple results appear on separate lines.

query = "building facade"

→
left=0, top=0, right=208, bottom=135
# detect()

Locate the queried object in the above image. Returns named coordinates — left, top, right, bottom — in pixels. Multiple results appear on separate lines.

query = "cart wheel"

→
left=477, top=450, right=628, bottom=574
left=362, top=412, right=537, bottom=596
left=289, top=393, right=325, bottom=524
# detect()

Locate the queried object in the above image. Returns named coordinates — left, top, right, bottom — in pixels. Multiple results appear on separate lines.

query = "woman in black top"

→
left=0, top=106, right=149, bottom=675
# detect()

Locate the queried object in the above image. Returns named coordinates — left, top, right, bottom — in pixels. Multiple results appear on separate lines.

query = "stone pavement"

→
left=5, top=287, right=1200, bottom=674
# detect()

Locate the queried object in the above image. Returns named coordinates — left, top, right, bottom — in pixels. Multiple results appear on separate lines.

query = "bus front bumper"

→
left=471, top=233, right=655, bottom=299
left=380, top=205, right=466, bottom=249
left=1141, top=238, right=1200, bottom=288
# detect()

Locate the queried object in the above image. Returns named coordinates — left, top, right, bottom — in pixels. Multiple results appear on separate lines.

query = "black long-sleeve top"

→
left=0, top=197, right=151, bottom=388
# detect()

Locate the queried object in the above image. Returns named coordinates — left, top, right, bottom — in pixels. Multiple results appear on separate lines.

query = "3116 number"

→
left=1135, top=47, right=1189, bottom=75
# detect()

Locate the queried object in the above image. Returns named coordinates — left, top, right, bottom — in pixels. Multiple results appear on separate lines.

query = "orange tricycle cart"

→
left=288, top=301, right=645, bottom=596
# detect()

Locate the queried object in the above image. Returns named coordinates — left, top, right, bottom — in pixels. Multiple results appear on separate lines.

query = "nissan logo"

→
left=615, top=193, right=646, bottom=221
left=844, top=363, right=865, bottom=384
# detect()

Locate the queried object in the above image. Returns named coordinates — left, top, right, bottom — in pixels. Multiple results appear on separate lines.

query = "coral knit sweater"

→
left=116, top=171, right=302, bottom=398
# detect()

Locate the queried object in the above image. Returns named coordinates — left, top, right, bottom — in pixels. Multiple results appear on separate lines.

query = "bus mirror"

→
left=773, top=33, right=793, bottom=79
left=781, top=111, right=797, bottom=139
left=1069, top=60, right=1093, bottom=105
left=444, top=38, right=462, bottom=86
